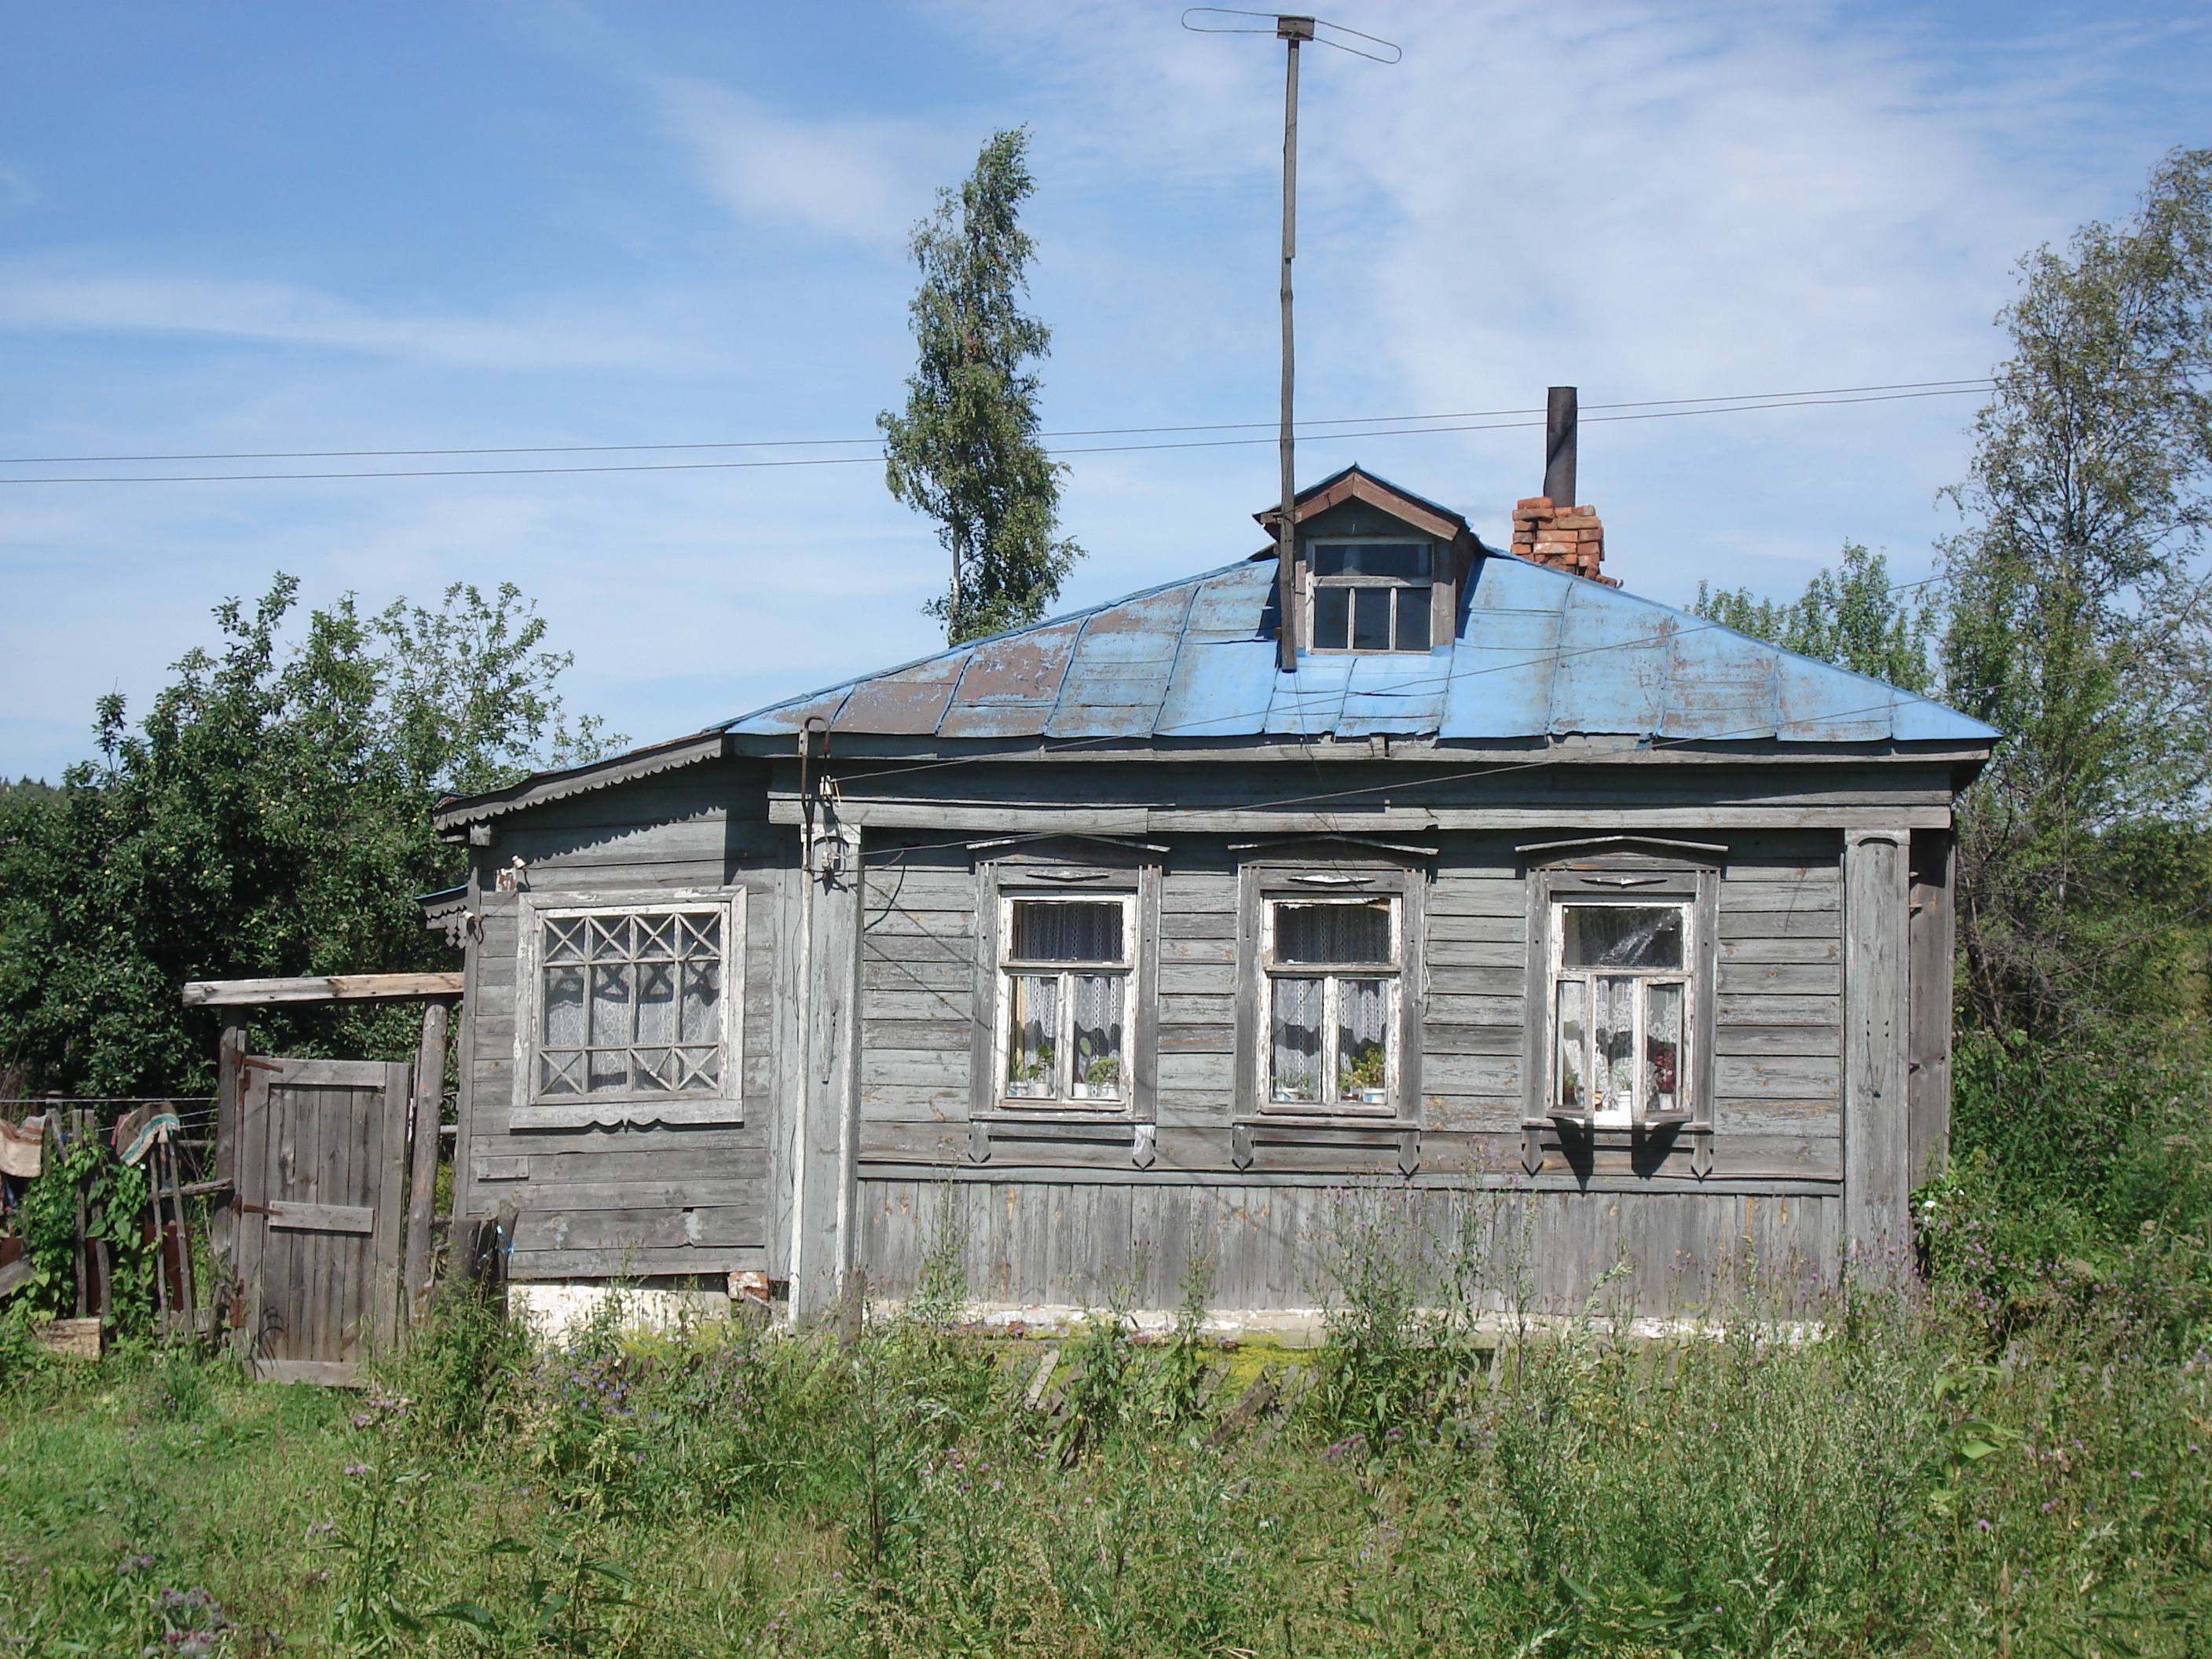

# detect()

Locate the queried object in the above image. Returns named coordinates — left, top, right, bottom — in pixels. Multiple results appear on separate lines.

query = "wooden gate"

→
left=234, top=1057, right=411, bottom=1386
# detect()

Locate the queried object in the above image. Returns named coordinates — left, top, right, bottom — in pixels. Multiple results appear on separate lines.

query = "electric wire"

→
left=0, top=379, right=1995, bottom=483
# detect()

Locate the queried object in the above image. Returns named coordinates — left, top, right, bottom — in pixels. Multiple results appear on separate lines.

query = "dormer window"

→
left=1308, top=541, right=1434, bottom=653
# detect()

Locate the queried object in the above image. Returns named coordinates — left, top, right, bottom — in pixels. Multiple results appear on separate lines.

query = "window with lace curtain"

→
left=1262, top=895, right=1400, bottom=1111
left=997, top=895, right=1134, bottom=1108
left=513, top=892, right=745, bottom=1130
left=1548, top=901, right=1693, bottom=1129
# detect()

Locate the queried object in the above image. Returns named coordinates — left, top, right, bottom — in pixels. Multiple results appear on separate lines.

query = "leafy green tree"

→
left=1693, top=540, right=1936, bottom=692
left=879, top=126, right=1081, bottom=645
left=0, top=577, right=613, bottom=1094
left=1939, top=148, right=2212, bottom=1035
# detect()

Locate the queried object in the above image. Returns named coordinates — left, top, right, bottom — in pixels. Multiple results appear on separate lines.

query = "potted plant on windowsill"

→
left=1338, top=1044, right=1388, bottom=1107
left=1075, top=1049, right=1121, bottom=1100
left=1007, top=1043, right=1053, bottom=1099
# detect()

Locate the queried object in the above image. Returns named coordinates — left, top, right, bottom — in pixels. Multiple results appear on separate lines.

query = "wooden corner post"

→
left=790, top=721, right=862, bottom=1324
left=1842, top=829, right=1912, bottom=1275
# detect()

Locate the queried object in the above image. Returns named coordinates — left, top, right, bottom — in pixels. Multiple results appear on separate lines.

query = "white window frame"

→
left=1305, top=537, right=1440, bottom=654
left=1260, top=893, right=1402, bottom=1115
left=511, top=890, right=745, bottom=1130
left=1546, top=897, right=1695, bottom=1130
left=993, top=891, right=1137, bottom=1111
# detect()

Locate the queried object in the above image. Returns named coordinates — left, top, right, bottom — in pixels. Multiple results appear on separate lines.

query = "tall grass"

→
left=3, top=1218, right=2207, bottom=1656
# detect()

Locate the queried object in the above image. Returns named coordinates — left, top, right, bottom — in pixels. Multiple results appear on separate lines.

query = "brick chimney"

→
left=1511, top=385, right=1618, bottom=585
left=1511, top=496, right=1616, bottom=585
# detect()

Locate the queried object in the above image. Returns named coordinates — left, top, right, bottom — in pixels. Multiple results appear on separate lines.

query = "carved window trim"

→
left=511, top=888, right=745, bottom=1130
left=970, top=841, right=1160, bottom=1125
left=1235, top=844, right=1429, bottom=1126
left=1519, top=839, right=1722, bottom=1175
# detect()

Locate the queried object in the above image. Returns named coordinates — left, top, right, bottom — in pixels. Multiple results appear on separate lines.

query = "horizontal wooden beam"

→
left=767, top=800, right=1952, bottom=833
left=181, top=972, right=463, bottom=1008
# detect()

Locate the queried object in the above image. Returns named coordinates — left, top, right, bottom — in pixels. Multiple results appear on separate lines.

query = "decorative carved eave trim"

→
left=1516, top=834, right=1730, bottom=866
left=430, top=731, right=729, bottom=835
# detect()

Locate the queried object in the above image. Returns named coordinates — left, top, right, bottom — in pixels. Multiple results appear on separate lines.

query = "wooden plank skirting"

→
left=854, top=1163, right=1844, bottom=1195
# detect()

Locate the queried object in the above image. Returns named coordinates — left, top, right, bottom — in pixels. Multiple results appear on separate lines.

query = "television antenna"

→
left=1183, top=10, right=1401, bottom=671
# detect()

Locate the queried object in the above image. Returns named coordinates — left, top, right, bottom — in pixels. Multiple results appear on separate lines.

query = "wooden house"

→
left=429, top=464, right=1994, bottom=1323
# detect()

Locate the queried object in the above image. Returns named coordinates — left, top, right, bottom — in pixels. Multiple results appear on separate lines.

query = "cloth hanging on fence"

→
left=112, top=1105, right=179, bottom=1167
left=0, top=1117, right=43, bottom=1179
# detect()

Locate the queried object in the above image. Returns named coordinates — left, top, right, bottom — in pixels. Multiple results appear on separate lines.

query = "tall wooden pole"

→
left=401, top=999, right=451, bottom=1328
left=1275, top=17, right=1312, bottom=673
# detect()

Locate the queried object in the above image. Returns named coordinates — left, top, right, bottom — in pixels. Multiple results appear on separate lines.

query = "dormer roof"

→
left=1254, top=463, right=1474, bottom=544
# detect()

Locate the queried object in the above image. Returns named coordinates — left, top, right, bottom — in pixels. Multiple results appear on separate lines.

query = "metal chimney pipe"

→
left=1543, top=386, right=1577, bottom=507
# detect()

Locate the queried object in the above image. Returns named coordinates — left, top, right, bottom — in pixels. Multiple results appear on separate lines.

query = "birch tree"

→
left=880, top=127, right=1081, bottom=645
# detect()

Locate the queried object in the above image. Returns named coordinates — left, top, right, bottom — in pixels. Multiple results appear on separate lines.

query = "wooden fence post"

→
left=212, top=1016, right=247, bottom=1342
left=401, top=1000, right=450, bottom=1329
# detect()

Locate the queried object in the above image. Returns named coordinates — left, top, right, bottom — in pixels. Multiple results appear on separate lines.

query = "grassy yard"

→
left=2, top=1268, right=2207, bottom=1659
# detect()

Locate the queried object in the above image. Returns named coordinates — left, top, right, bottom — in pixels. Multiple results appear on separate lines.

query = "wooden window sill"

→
left=1531, top=1113, right=1698, bottom=1133
left=510, top=1100, right=743, bottom=1130
left=975, top=1107, right=1137, bottom=1125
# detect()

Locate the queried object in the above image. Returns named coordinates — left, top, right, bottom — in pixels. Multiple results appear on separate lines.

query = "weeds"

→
left=1, top=1196, right=2209, bottom=1656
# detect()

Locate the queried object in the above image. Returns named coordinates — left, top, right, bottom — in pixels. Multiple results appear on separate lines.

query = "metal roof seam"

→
left=715, top=557, right=1258, bottom=734
left=1148, top=580, right=1206, bottom=742
left=1038, top=607, right=1104, bottom=734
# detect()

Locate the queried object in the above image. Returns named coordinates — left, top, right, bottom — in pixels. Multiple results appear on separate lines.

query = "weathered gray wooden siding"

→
left=859, top=839, right=977, bottom=1146
left=1155, top=847, right=1238, bottom=1133
left=1418, top=839, right=1526, bottom=1141
left=857, top=1177, right=1842, bottom=1317
left=1713, top=834, right=1843, bottom=1179
left=844, top=826, right=1848, bottom=1309
left=456, top=760, right=785, bottom=1280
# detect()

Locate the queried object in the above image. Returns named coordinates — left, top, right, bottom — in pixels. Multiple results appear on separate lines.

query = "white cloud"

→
left=650, top=75, right=957, bottom=247
left=0, top=264, right=699, bottom=371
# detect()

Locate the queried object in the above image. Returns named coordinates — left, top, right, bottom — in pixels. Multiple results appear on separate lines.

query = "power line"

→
left=0, top=383, right=1994, bottom=485
left=0, top=376, right=1990, bottom=464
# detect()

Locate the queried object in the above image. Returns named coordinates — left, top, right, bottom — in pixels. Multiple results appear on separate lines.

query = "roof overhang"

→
left=430, top=730, right=729, bottom=837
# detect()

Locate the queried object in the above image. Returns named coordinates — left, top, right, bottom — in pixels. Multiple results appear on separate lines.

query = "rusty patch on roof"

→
left=834, top=655, right=966, bottom=734
left=745, top=690, right=848, bottom=734
left=946, top=618, right=1084, bottom=705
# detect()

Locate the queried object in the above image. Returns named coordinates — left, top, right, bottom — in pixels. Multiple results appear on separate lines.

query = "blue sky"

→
left=2, top=1, right=2207, bottom=780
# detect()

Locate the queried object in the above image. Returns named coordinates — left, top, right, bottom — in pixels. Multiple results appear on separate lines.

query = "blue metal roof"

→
left=721, top=552, right=1997, bottom=746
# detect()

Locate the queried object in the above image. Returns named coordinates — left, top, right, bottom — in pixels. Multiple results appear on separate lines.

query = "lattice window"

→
left=538, top=910, right=724, bottom=1100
